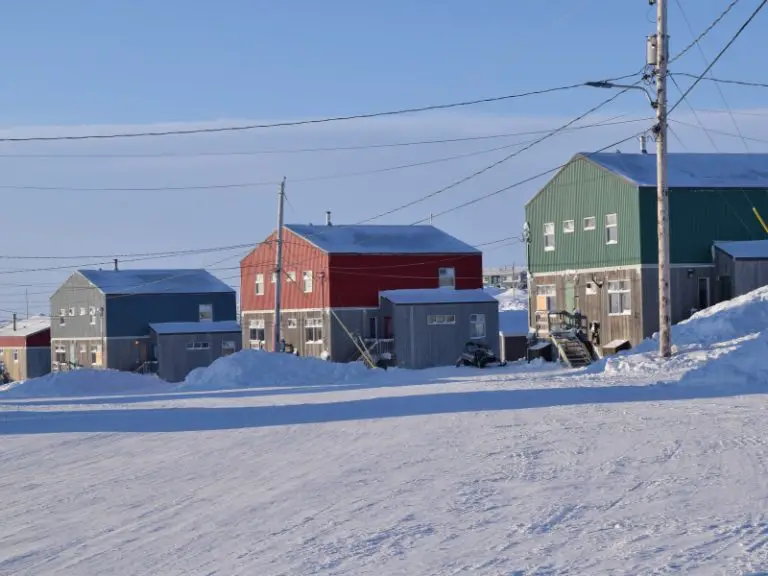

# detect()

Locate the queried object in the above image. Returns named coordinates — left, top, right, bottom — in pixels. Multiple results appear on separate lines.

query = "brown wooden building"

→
left=0, top=315, right=51, bottom=382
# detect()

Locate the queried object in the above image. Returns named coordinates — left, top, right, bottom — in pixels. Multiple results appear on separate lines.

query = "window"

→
left=90, top=313, right=97, bottom=326
left=608, top=280, right=631, bottom=315
left=90, top=344, right=102, bottom=366
left=583, top=216, right=596, bottom=231
left=585, top=282, right=597, bottom=296
left=605, top=213, right=618, bottom=244
left=222, top=341, right=237, bottom=356
left=536, top=284, right=557, bottom=311
left=271, top=272, right=277, bottom=284
left=305, top=317, right=323, bottom=343
left=255, top=274, right=265, bottom=296
left=79, top=344, right=87, bottom=355
left=427, top=314, right=456, bottom=325
left=186, top=341, right=211, bottom=351
left=563, top=220, right=575, bottom=234
left=286, top=271, right=296, bottom=284
left=55, top=345, right=66, bottom=364
left=12, top=350, right=18, bottom=363
left=544, top=222, right=555, bottom=251
left=79, top=307, right=87, bottom=316
left=198, top=303, right=213, bottom=322
left=303, top=271, right=313, bottom=293
left=249, top=319, right=265, bottom=343
left=470, top=314, right=486, bottom=339
left=287, top=318, right=298, bottom=329
left=59, top=308, right=66, bottom=326
left=68, top=307, right=75, bottom=317
left=438, top=267, right=456, bottom=289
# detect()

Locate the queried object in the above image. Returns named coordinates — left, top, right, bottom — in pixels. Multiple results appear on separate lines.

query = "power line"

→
left=671, top=72, right=768, bottom=90
left=668, top=74, right=719, bottom=150
left=669, top=118, right=768, bottom=145
left=0, top=242, right=261, bottom=261
left=358, top=86, right=644, bottom=224
left=669, top=0, right=768, bottom=116
left=669, top=0, right=741, bottom=63
left=0, top=83, right=594, bottom=144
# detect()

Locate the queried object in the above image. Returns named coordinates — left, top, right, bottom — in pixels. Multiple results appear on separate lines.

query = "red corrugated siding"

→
left=0, top=335, right=26, bottom=347
left=329, top=253, right=483, bottom=308
left=26, top=328, right=51, bottom=347
left=240, top=229, right=329, bottom=312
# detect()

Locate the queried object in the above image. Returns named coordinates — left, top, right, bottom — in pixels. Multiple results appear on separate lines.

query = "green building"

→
left=525, top=152, right=768, bottom=349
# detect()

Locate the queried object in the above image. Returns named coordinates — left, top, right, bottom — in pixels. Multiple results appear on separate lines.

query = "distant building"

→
left=483, top=266, right=527, bottom=289
left=526, top=152, right=768, bottom=352
left=50, top=269, right=237, bottom=374
left=0, top=315, right=51, bottom=382
left=240, top=222, right=490, bottom=366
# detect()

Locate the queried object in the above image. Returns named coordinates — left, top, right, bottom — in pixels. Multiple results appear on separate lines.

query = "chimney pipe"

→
left=114, top=258, right=119, bottom=271
left=640, top=134, right=648, bottom=154
left=325, top=211, right=332, bottom=226
left=12, top=313, right=16, bottom=332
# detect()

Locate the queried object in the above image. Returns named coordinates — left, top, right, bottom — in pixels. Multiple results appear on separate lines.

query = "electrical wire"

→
left=669, top=118, right=768, bottom=145
left=671, top=73, right=768, bottom=90
left=669, top=0, right=741, bottom=64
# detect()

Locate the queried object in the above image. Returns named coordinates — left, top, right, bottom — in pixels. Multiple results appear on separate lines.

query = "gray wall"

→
left=26, top=348, right=51, bottom=379
left=107, top=292, right=237, bottom=338
left=50, top=272, right=106, bottom=340
left=329, top=308, right=380, bottom=362
left=389, top=300, right=500, bottom=369
left=713, top=249, right=768, bottom=298
left=713, top=248, right=736, bottom=302
left=152, top=330, right=242, bottom=383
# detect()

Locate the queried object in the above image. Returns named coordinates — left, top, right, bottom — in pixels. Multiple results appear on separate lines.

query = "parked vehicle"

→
left=455, top=341, right=507, bottom=368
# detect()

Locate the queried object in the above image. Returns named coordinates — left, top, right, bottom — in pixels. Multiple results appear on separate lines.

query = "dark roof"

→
left=380, top=288, right=498, bottom=305
left=581, top=152, right=768, bottom=188
left=150, top=320, right=241, bottom=335
left=714, top=240, right=768, bottom=260
left=284, top=224, right=480, bottom=255
left=78, top=269, right=235, bottom=295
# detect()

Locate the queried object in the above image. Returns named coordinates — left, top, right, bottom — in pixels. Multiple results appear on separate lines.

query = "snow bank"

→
left=180, top=349, right=375, bottom=391
left=0, top=370, right=173, bottom=400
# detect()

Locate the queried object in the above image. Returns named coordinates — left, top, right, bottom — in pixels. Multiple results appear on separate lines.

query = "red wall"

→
left=0, top=328, right=50, bottom=348
left=240, top=229, right=330, bottom=312
left=328, top=253, right=483, bottom=308
left=0, top=335, right=25, bottom=347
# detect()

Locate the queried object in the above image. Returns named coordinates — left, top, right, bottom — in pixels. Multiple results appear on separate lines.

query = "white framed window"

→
left=585, top=282, right=598, bottom=296
left=583, top=216, right=596, bottom=231
left=535, top=284, right=557, bottom=311
left=605, top=213, right=618, bottom=244
left=544, top=222, right=555, bottom=251
left=438, top=267, right=456, bottom=289
left=198, top=303, right=213, bottom=322
left=271, top=272, right=277, bottom=284
left=303, top=271, right=313, bottom=293
left=255, top=274, right=265, bottom=296
left=286, top=271, right=296, bottom=284
left=12, top=350, right=18, bottom=363
left=287, top=318, right=298, bottom=329
left=563, top=220, right=575, bottom=234
left=305, top=317, right=323, bottom=343
left=470, top=314, right=486, bottom=339
left=68, top=307, right=75, bottom=317
left=249, top=319, right=265, bottom=343
left=607, top=280, right=631, bottom=315
left=90, top=313, right=97, bottom=326
left=79, top=307, right=87, bottom=316
left=59, top=308, right=66, bottom=326
left=186, top=341, right=211, bottom=351
left=55, top=345, right=66, bottom=364
left=222, top=341, right=237, bottom=356
left=427, top=314, right=456, bottom=325
left=90, top=344, right=102, bottom=366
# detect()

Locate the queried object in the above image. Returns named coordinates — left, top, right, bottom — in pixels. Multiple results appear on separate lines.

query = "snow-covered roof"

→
left=582, top=152, right=768, bottom=188
left=285, top=224, right=480, bottom=255
left=380, top=288, right=498, bottom=305
left=714, top=240, right=768, bottom=260
left=78, top=269, right=235, bottom=295
left=0, top=315, right=50, bottom=338
left=150, top=321, right=241, bottom=335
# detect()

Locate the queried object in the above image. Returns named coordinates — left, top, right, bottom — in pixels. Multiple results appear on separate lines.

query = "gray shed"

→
left=713, top=240, right=768, bottom=301
left=149, top=320, right=242, bottom=383
left=379, top=288, right=500, bottom=369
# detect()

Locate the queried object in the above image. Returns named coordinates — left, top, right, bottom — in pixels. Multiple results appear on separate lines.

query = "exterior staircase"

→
left=550, top=332, right=594, bottom=368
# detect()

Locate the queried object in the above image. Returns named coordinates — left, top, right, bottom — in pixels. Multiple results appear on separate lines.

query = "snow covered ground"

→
left=2, top=288, right=768, bottom=574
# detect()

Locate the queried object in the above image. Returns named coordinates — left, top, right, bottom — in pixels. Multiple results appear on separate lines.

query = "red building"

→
left=240, top=223, right=483, bottom=362
left=0, top=315, right=51, bottom=382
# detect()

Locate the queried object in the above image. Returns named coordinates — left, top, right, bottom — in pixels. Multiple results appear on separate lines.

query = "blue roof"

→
left=78, top=269, right=235, bottom=295
left=150, top=321, right=241, bottom=335
left=714, top=240, right=768, bottom=260
left=285, top=224, right=480, bottom=254
left=582, top=152, right=768, bottom=188
left=380, top=288, right=498, bottom=305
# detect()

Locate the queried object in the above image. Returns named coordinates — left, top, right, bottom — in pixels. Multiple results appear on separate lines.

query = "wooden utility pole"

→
left=273, top=177, right=286, bottom=352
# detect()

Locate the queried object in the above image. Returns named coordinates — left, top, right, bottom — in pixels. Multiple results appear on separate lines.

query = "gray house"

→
left=149, top=321, right=242, bottom=382
left=713, top=240, right=768, bottom=301
left=50, top=269, right=237, bottom=373
left=378, top=288, right=500, bottom=369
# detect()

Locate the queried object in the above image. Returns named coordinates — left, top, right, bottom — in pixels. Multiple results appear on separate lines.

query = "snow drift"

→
left=0, top=369, right=173, bottom=399
left=180, top=349, right=375, bottom=391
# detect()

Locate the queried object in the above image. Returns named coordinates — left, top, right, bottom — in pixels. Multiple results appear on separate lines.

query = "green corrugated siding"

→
left=526, top=157, right=642, bottom=274
left=639, top=187, right=768, bottom=264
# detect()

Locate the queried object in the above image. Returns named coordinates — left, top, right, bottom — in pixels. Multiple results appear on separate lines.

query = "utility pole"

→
left=273, top=177, right=286, bottom=352
left=652, top=0, right=672, bottom=358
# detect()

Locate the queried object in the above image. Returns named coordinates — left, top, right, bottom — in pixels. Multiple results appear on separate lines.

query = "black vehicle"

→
left=455, top=340, right=507, bottom=368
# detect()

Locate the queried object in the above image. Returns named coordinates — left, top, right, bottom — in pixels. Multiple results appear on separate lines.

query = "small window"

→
left=198, top=303, right=213, bottom=322
left=470, top=314, right=486, bottom=339
left=79, top=307, right=87, bottom=316
left=222, top=341, right=237, bottom=356
left=90, top=344, right=102, bottom=366
left=427, top=314, right=456, bottom=325
left=303, top=271, right=313, bottom=293
left=68, top=307, right=75, bottom=317
left=585, top=282, right=597, bottom=296
left=55, top=345, right=66, bottom=364
left=607, top=280, right=631, bottom=315
left=563, top=220, right=575, bottom=234
left=305, top=317, right=323, bottom=343
left=544, top=222, right=555, bottom=251
left=186, top=341, right=211, bottom=351
left=286, top=271, right=296, bottom=284
left=90, top=314, right=97, bottom=326
left=249, top=318, right=265, bottom=343
left=438, top=267, right=456, bottom=289
left=271, top=272, right=277, bottom=284
left=287, top=318, right=298, bottom=329
left=12, top=350, right=18, bottom=363
left=583, top=216, right=596, bottom=231
left=255, top=274, right=265, bottom=296
left=605, top=213, right=618, bottom=244
left=535, top=284, right=557, bottom=311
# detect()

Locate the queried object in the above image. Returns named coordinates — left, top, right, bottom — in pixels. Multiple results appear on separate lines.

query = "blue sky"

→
left=0, top=0, right=766, bottom=315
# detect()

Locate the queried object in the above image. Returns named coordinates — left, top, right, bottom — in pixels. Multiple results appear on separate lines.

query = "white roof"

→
left=285, top=224, right=480, bottom=254
left=78, top=269, right=235, bottom=295
left=714, top=240, right=768, bottom=259
left=380, top=288, right=498, bottom=305
left=583, top=152, right=768, bottom=188
left=0, top=315, right=50, bottom=337
left=150, top=321, right=241, bottom=335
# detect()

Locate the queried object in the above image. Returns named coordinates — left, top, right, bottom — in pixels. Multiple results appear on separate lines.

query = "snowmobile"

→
left=455, top=341, right=507, bottom=368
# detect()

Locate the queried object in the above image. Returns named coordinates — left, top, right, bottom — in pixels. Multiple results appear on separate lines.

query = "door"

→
left=698, top=277, right=710, bottom=310
left=383, top=317, right=393, bottom=339
left=720, top=275, right=732, bottom=302
left=69, top=342, right=76, bottom=368
left=565, top=281, right=576, bottom=312
left=368, top=317, right=377, bottom=340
